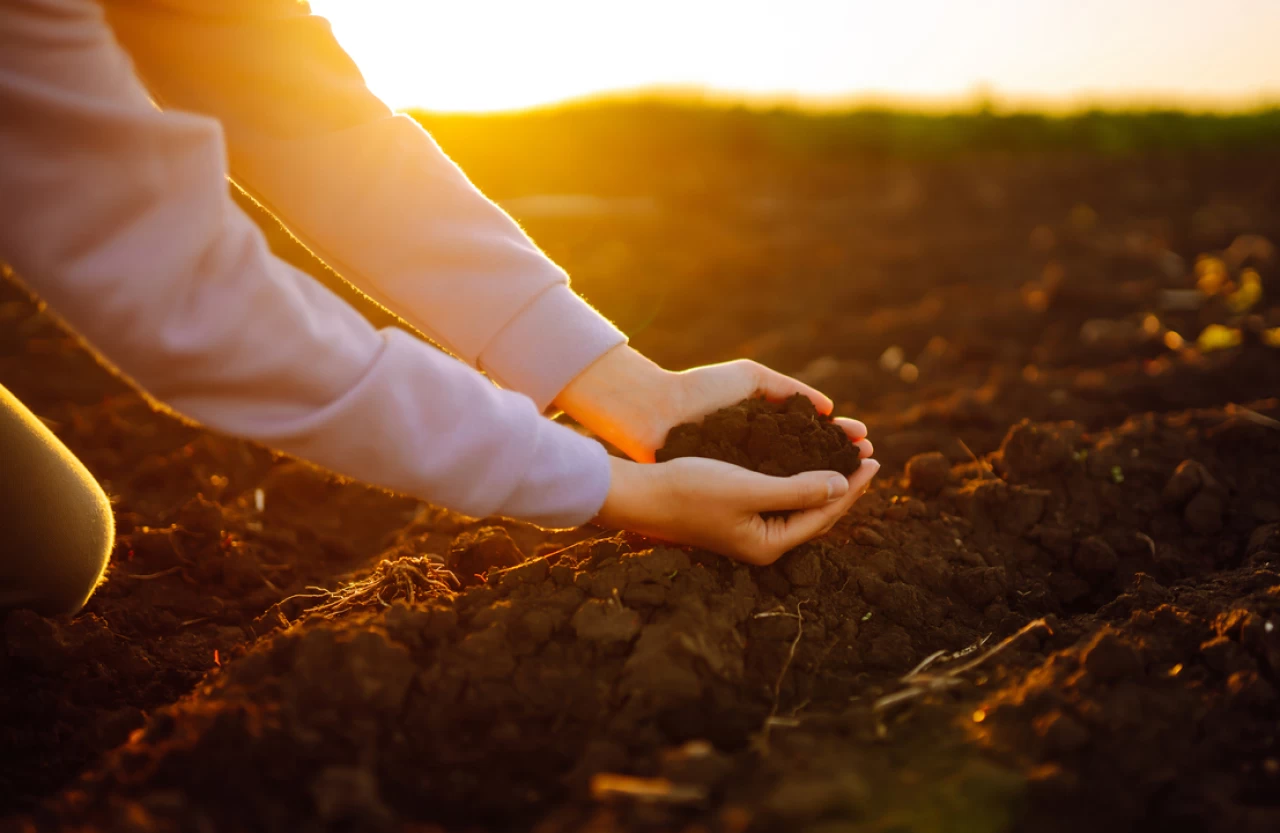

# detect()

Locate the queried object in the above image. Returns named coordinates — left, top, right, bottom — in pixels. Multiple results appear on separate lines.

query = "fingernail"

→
left=868, top=460, right=882, bottom=476
left=826, top=475, right=849, bottom=501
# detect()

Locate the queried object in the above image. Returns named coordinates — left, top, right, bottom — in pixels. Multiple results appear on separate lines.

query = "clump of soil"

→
left=904, top=451, right=951, bottom=495
left=656, top=394, right=860, bottom=477
left=448, top=526, right=526, bottom=584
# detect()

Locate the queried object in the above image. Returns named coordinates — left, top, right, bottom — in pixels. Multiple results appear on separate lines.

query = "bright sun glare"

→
left=310, top=0, right=1280, bottom=113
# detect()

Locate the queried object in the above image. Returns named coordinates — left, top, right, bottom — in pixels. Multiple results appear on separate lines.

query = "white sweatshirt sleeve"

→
left=0, top=0, right=611, bottom=528
left=102, top=0, right=628, bottom=412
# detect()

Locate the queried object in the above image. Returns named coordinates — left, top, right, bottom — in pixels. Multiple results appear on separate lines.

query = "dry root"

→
left=872, top=618, right=1053, bottom=732
left=752, top=601, right=809, bottom=752
left=278, top=555, right=459, bottom=622
left=589, top=773, right=707, bottom=805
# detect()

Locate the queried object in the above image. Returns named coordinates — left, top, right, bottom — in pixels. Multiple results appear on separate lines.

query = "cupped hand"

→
left=555, top=345, right=871, bottom=462
left=595, top=455, right=881, bottom=565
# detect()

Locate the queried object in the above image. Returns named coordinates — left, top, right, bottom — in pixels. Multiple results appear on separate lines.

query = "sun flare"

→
left=310, top=0, right=1279, bottom=112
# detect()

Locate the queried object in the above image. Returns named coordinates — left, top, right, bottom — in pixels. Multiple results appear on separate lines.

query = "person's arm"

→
left=103, top=0, right=626, bottom=413
left=102, top=0, right=878, bottom=467
left=1, top=0, right=878, bottom=562
left=0, top=0, right=608, bottom=528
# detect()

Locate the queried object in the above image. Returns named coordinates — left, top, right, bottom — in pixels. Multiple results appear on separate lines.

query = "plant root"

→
left=277, top=555, right=460, bottom=623
left=753, top=600, right=809, bottom=752
left=872, top=618, right=1053, bottom=732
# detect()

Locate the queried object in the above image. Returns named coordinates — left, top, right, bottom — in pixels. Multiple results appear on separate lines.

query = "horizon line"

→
left=399, top=84, right=1280, bottom=117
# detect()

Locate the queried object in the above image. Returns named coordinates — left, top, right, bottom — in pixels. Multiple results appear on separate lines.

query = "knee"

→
left=3, top=439, right=115, bottom=617
left=1, top=386, right=115, bottom=616
left=40, top=475, right=114, bottom=616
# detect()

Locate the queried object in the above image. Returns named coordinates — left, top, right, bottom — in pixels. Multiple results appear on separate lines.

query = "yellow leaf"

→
left=1196, top=324, right=1242, bottom=352
left=1226, top=268, right=1263, bottom=313
left=1195, top=255, right=1229, bottom=295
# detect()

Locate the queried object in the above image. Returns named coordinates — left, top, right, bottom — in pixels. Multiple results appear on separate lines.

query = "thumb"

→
left=754, top=366, right=835, bottom=415
left=749, top=469, right=849, bottom=512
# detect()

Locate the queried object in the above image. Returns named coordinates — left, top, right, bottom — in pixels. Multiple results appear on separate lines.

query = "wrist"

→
left=594, top=456, right=657, bottom=530
left=554, top=345, right=678, bottom=460
left=554, top=344, right=668, bottom=410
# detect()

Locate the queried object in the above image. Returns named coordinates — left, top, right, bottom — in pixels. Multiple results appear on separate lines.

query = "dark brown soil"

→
left=656, top=394, right=861, bottom=477
left=3, top=144, right=1280, bottom=833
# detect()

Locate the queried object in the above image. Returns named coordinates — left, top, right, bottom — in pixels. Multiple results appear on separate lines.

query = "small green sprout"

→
left=1110, top=465, right=1125, bottom=484
left=1073, top=449, right=1088, bottom=462
left=861, top=611, right=874, bottom=622
left=666, top=569, right=679, bottom=580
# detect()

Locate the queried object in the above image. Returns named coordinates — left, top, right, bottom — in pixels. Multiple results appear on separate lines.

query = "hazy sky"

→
left=309, top=0, right=1280, bottom=112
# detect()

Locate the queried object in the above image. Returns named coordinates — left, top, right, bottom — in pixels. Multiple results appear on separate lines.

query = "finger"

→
left=758, top=460, right=882, bottom=559
left=833, top=417, right=868, bottom=441
left=754, top=365, right=834, bottom=415
left=848, top=458, right=880, bottom=495
left=747, top=469, right=850, bottom=512
left=855, top=438, right=874, bottom=458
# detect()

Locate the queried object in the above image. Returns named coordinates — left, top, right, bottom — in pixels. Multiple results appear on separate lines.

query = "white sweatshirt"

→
left=0, top=0, right=627, bottom=528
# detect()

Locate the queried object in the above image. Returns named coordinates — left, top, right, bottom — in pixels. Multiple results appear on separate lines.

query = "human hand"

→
left=595, top=455, right=881, bottom=565
left=555, top=345, right=873, bottom=462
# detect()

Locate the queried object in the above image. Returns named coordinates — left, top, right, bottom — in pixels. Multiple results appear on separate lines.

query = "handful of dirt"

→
left=656, top=394, right=860, bottom=477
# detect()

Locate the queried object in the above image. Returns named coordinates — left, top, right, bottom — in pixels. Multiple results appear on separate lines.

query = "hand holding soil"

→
left=555, top=344, right=871, bottom=462
left=595, top=393, right=879, bottom=563
left=656, top=393, right=867, bottom=476
left=594, top=453, right=879, bottom=564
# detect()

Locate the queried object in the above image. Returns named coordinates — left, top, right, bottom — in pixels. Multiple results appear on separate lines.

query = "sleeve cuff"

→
left=498, top=419, right=613, bottom=528
left=478, top=283, right=627, bottom=411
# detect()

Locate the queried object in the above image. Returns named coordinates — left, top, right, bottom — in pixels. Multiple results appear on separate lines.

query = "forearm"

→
left=0, top=0, right=610, bottom=527
left=104, top=0, right=626, bottom=410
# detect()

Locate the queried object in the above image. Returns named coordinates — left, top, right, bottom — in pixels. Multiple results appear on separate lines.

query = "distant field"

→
left=411, top=100, right=1280, bottom=197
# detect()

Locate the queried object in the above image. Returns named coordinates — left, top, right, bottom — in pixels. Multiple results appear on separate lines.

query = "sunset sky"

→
left=309, top=0, right=1280, bottom=113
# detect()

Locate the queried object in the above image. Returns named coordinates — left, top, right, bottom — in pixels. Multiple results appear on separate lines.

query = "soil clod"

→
left=656, top=394, right=860, bottom=477
left=905, top=451, right=951, bottom=495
